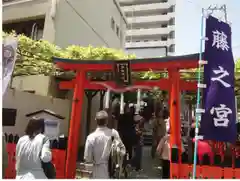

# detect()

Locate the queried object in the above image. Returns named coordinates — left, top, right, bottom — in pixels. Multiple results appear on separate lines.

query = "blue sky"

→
left=175, top=0, right=240, bottom=60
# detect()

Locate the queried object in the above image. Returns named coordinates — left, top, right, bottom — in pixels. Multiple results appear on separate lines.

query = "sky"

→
left=175, top=0, right=240, bottom=60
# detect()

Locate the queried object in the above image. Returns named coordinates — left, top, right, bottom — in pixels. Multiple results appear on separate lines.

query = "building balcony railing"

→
left=3, top=0, right=15, bottom=3
left=167, top=38, right=175, bottom=45
left=2, top=0, right=25, bottom=4
left=122, top=2, right=171, bottom=14
left=119, top=0, right=166, bottom=6
left=126, top=27, right=169, bottom=37
left=127, top=14, right=170, bottom=24
left=125, top=40, right=168, bottom=48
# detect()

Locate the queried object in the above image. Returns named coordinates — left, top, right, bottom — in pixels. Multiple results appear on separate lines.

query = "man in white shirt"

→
left=84, top=110, right=126, bottom=179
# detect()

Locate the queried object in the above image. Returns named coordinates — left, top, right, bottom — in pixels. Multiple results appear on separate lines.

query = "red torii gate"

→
left=53, top=53, right=199, bottom=178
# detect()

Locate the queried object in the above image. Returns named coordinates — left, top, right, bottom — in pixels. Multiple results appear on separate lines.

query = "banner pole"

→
left=192, top=8, right=205, bottom=179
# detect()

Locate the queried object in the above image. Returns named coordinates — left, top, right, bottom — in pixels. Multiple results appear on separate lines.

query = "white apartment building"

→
left=2, top=0, right=127, bottom=49
left=119, top=0, right=176, bottom=58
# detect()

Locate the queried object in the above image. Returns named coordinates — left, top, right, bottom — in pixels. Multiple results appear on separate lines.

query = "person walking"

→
left=190, top=120, right=213, bottom=164
left=151, top=111, right=166, bottom=158
left=157, top=128, right=185, bottom=179
left=84, top=110, right=126, bottom=179
left=132, top=115, right=145, bottom=171
left=117, top=104, right=135, bottom=160
left=15, top=118, right=52, bottom=179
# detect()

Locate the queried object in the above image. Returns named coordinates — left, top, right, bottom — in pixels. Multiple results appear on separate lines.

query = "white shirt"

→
left=84, top=127, right=125, bottom=179
left=15, top=134, right=52, bottom=179
left=157, top=135, right=185, bottom=160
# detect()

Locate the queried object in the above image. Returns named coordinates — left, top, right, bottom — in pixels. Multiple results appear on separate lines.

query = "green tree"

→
left=3, top=32, right=240, bottom=106
left=3, top=32, right=136, bottom=77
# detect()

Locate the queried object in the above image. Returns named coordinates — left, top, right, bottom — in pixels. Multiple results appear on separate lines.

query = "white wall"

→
left=11, top=75, right=51, bottom=96
left=3, top=89, right=71, bottom=136
left=3, top=0, right=126, bottom=49
left=54, top=0, right=126, bottom=49
left=2, top=0, right=49, bottom=23
left=3, top=89, right=102, bottom=146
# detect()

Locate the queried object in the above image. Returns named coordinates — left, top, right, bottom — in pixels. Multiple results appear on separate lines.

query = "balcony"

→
left=125, top=40, right=168, bottom=48
left=119, top=0, right=165, bottom=6
left=2, top=0, right=22, bottom=3
left=126, top=28, right=169, bottom=37
left=122, top=3, right=171, bottom=16
left=3, top=0, right=49, bottom=23
left=167, top=38, right=175, bottom=45
left=127, top=14, right=170, bottom=25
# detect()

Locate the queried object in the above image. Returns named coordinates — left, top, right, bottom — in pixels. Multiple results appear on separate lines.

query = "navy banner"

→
left=201, top=16, right=237, bottom=143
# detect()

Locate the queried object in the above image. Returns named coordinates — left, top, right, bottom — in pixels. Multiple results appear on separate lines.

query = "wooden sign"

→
left=86, top=71, right=113, bottom=81
left=114, top=60, right=131, bottom=86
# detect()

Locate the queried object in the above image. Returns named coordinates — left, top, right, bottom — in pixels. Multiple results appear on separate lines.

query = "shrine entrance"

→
left=53, top=53, right=199, bottom=178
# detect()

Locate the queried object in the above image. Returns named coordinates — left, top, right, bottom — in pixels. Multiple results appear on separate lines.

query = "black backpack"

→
left=40, top=138, right=56, bottom=179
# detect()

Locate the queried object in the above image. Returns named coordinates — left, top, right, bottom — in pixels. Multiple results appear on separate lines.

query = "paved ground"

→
left=76, top=146, right=162, bottom=179
left=77, top=123, right=161, bottom=179
left=129, top=146, right=161, bottom=179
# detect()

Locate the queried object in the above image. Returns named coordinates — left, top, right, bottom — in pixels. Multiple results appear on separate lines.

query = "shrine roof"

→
left=26, top=109, right=65, bottom=119
left=53, top=53, right=200, bottom=65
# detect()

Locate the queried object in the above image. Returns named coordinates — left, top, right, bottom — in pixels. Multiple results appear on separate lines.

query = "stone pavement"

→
left=76, top=146, right=162, bottom=179
left=129, top=146, right=162, bottom=179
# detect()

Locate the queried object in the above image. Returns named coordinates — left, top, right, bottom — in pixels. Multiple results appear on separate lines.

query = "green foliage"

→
left=3, top=32, right=136, bottom=77
left=4, top=32, right=240, bottom=105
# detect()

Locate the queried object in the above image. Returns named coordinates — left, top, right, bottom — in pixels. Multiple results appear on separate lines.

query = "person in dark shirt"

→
left=117, top=104, right=135, bottom=159
left=132, top=115, right=145, bottom=171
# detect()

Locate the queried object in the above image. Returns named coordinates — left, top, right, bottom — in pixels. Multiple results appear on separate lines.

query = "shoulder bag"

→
left=40, top=137, right=56, bottom=179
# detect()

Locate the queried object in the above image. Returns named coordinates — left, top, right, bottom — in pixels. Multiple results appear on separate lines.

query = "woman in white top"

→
left=157, top=127, right=185, bottom=179
left=15, top=118, right=52, bottom=179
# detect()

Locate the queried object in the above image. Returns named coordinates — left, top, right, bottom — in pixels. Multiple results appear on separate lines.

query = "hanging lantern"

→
left=104, top=89, right=111, bottom=109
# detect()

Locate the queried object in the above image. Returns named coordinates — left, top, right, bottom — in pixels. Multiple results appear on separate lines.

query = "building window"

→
left=161, top=36, right=168, bottom=41
left=169, top=44, right=175, bottom=52
left=120, top=30, right=123, bottom=40
left=3, top=19, right=45, bottom=39
left=169, top=18, right=175, bottom=26
left=120, top=31, right=124, bottom=46
left=169, top=5, right=175, bottom=13
left=116, top=25, right=120, bottom=36
left=111, top=17, right=115, bottom=30
left=161, top=24, right=168, bottom=28
left=169, top=31, right=175, bottom=39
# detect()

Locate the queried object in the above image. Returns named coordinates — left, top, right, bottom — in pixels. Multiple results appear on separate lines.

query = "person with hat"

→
left=84, top=110, right=126, bottom=179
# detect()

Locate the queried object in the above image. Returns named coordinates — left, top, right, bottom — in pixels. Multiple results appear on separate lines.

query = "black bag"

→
left=40, top=138, right=56, bottom=179
left=108, top=136, right=115, bottom=178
